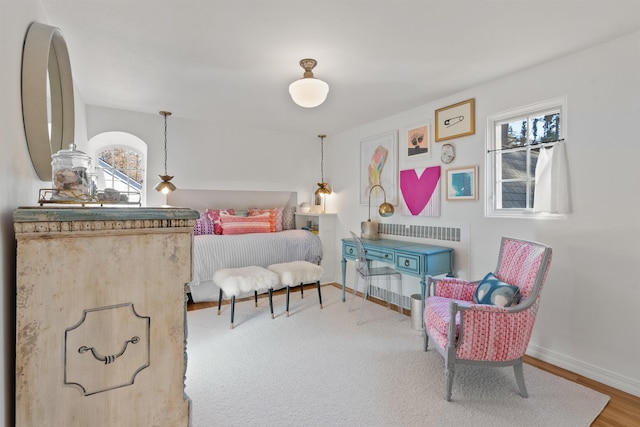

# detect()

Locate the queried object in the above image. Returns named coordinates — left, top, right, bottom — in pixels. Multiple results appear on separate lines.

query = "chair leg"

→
left=316, top=281, right=323, bottom=309
left=444, top=346, right=456, bottom=401
left=357, top=278, right=370, bottom=325
left=286, top=286, right=290, bottom=317
left=217, top=289, right=223, bottom=315
left=397, top=276, right=404, bottom=320
left=386, top=275, right=392, bottom=310
left=348, top=274, right=360, bottom=312
left=230, top=296, right=236, bottom=329
left=514, top=359, right=528, bottom=398
left=268, top=288, right=274, bottom=319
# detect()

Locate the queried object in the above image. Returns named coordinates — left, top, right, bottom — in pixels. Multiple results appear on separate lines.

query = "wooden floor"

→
left=188, top=283, right=640, bottom=426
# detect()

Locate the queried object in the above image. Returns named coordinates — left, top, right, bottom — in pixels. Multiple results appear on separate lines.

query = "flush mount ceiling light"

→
left=154, top=111, right=177, bottom=194
left=288, top=58, right=329, bottom=108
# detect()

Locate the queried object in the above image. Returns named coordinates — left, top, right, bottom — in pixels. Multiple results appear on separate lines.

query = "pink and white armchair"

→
left=423, top=237, right=552, bottom=401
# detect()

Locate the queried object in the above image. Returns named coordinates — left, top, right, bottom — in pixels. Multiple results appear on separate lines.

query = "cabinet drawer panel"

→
left=343, top=242, right=357, bottom=259
left=365, top=247, right=394, bottom=263
left=395, top=252, right=421, bottom=275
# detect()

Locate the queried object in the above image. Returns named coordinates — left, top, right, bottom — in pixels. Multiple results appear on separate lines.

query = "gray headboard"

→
left=166, top=189, right=298, bottom=214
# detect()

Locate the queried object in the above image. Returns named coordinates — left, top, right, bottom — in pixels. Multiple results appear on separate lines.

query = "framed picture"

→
left=435, top=98, right=475, bottom=142
left=400, top=166, right=441, bottom=217
left=403, top=121, right=431, bottom=162
left=360, top=130, right=398, bottom=206
left=446, top=165, right=478, bottom=201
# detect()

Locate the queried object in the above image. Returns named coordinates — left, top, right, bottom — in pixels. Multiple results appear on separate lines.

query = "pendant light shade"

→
left=289, top=59, right=329, bottom=108
left=154, top=111, right=177, bottom=194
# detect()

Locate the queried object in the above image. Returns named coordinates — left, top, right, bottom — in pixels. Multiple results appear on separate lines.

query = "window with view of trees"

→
left=97, top=146, right=144, bottom=194
left=486, top=97, right=565, bottom=217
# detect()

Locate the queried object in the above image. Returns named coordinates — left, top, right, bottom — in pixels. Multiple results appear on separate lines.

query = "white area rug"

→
left=185, top=285, right=609, bottom=426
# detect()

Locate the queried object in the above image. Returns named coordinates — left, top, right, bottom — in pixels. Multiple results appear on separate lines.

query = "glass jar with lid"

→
left=51, top=143, right=92, bottom=200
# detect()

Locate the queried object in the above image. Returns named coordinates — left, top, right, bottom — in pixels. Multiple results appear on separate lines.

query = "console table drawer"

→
left=365, top=247, right=394, bottom=263
left=395, top=251, right=421, bottom=275
left=343, top=242, right=357, bottom=259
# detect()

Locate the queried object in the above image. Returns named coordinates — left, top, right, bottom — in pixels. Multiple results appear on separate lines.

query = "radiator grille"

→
left=378, top=223, right=461, bottom=242
left=367, top=284, right=411, bottom=309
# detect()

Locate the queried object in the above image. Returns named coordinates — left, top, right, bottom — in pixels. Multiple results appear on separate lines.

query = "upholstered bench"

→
left=268, top=261, right=323, bottom=317
left=214, top=266, right=280, bottom=329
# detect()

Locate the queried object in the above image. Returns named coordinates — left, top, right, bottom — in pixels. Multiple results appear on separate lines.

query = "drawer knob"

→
left=404, top=259, right=410, bottom=267
left=384, top=254, right=389, bottom=258
left=349, top=248, right=353, bottom=254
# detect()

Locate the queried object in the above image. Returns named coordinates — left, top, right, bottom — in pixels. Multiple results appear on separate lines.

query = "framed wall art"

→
left=445, top=165, right=478, bottom=201
left=403, top=121, right=431, bottom=162
left=435, top=98, right=475, bottom=142
left=400, top=166, right=441, bottom=217
left=360, top=130, right=398, bottom=205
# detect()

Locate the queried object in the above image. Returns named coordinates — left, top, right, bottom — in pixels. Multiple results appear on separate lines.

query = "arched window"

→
left=88, top=132, right=148, bottom=206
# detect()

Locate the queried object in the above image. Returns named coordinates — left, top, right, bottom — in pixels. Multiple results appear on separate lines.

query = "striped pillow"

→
left=205, top=208, right=235, bottom=235
left=248, top=208, right=282, bottom=232
left=220, top=212, right=271, bottom=235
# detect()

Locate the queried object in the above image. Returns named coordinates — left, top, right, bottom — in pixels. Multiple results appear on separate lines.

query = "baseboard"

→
left=527, top=343, right=640, bottom=397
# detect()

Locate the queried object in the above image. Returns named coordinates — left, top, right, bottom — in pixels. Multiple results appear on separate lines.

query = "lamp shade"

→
left=289, top=58, right=329, bottom=108
left=289, top=78, right=329, bottom=108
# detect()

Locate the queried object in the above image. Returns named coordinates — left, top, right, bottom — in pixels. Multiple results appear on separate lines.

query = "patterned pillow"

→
left=193, top=211, right=215, bottom=235
left=473, top=272, right=521, bottom=307
left=220, top=212, right=271, bottom=235
left=205, top=208, right=235, bottom=235
left=248, top=208, right=280, bottom=232
left=282, top=206, right=295, bottom=230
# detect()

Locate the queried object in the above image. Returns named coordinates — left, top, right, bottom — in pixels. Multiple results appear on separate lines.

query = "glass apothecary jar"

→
left=51, top=143, right=92, bottom=200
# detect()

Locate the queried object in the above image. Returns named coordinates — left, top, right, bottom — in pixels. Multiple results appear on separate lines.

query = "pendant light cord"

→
left=163, top=113, right=168, bottom=175
left=319, top=134, right=326, bottom=182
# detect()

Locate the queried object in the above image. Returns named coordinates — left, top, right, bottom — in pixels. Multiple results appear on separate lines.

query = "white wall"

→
left=328, top=31, right=640, bottom=396
left=85, top=106, right=321, bottom=207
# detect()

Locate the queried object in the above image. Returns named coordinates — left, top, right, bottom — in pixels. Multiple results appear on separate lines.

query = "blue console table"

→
left=341, top=237, right=454, bottom=315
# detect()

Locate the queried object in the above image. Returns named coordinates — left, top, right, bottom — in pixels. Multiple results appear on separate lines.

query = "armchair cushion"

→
left=474, top=272, right=520, bottom=307
left=424, top=296, right=469, bottom=337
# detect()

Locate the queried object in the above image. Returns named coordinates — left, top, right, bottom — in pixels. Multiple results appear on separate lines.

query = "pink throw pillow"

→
left=206, top=208, right=235, bottom=235
left=220, top=212, right=271, bottom=235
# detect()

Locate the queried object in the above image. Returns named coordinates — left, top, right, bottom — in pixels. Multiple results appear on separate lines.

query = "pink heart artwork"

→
left=400, top=167, right=441, bottom=216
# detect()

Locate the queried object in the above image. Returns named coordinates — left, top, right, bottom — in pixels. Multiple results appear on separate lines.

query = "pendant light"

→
left=289, top=59, right=329, bottom=108
left=154, top=111, right=177, bottom=194
left=314, top=134, right=331, bottom=212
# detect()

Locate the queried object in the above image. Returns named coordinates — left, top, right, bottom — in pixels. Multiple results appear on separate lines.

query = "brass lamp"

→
left=313, top=134, right=331, bottom=212
left=361, top=184, right=394, bottom=240
left=154, top=111, right=177, bottom=194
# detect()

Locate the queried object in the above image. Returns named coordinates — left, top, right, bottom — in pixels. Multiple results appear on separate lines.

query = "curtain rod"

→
left=487, top=138, right=564, bottom=154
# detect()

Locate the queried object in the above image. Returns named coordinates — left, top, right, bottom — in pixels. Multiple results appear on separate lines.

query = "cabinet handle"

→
left=384, top=254, right=389, bottom=258
left=79, top=336, right=140, bottom=364
left=349, top=248, right=354, bottom=254
left=404, top=260, right=410, bottom=267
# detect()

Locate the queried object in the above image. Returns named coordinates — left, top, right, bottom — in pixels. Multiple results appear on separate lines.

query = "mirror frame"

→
left=21, top=22, right=75, bottom=181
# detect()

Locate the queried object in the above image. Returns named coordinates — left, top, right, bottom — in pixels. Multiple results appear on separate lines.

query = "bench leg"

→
left=254, top=290, right=258, bottom=307
left=300, top=283, right=304, bottom=299
left=286, top=286, right=290, bottom=317
left=217, top=289, right=223, bottom=315
left=269, top=288, right=274, bottom=319
left=316, top=281, right=323, bottom=309
left=230, top=296, right=235, bottom=329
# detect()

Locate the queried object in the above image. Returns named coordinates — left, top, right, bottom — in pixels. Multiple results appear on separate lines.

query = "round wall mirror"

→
left=21, top=22, right=75, bottom=181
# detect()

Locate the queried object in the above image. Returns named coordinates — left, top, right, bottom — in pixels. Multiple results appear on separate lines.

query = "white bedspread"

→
left=190, top=230, right=322, bottom=285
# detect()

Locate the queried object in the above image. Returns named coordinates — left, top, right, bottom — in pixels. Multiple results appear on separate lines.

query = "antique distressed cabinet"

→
left=14, top=207, right=198, bottom=426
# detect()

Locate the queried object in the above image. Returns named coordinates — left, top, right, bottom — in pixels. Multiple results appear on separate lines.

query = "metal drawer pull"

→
left=79, top=336, right=140, bottom=364
left=349, top=248, right=354, bottom=254
left=404, top=259, right=410, bottom=267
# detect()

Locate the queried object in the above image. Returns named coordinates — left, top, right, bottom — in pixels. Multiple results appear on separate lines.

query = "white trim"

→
left=527, top=343, right=640, bottom=397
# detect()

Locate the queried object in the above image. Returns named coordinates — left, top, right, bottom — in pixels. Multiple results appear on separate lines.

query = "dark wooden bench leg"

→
left=254, top=291, right=258, bottom=307
left=286, top=286, right=290, bottom=317
left=269, top=288, right=274, bottom=319
left=230, top=296, right=236, bottom=329
left=300, top=283, right=304, bottom=299
left=217, top=289, right=223, bottom=315
left=316, top=281, right=323, bottom=309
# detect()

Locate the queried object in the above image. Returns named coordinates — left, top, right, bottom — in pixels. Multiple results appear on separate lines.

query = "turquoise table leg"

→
left=341, top=257, right=347, bottom=302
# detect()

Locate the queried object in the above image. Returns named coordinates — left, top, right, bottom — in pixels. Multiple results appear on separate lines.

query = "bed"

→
left=167, top=189, right=323, bottom=302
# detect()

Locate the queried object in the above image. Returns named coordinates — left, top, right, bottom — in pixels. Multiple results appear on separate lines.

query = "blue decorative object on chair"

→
left=474, top=272, right=520, bottom=307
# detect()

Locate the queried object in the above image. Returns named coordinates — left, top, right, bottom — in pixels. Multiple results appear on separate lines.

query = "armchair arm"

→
left=428, top=276, right=479, bottom=301
left=449, top=302, right=536, bottom=362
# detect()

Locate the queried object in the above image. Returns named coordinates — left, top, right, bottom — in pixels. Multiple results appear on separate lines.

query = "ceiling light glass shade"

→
left=154, top=174, right=176, bottom=194
left=289, top=78, right=329, bottom=108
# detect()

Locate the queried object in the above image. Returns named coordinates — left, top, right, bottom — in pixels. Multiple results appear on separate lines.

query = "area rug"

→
left=185, top=285, right=609, bottom=426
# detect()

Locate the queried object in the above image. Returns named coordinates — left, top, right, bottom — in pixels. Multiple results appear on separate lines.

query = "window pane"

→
left=500, top=120, right=527, bottom=149
left=500, top=181, right=527, bottom=208
left=501, top=150, right=527, bottom=179
left=530, top=112, right=560, bottom=143
left=529, top=148, right=540, bottom=177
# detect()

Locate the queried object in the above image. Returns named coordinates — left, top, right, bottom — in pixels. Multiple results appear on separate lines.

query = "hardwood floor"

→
left=187, top=283, right=640, bottom=426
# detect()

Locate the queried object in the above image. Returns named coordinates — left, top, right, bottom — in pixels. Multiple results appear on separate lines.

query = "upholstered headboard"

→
left=166, top=189, right=298, bottom=214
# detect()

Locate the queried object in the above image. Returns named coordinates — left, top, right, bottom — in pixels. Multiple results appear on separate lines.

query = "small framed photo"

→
left=435, top=98, right=475, bottom=142
left=446, top=165, right=478, bottom=201
left=403, top=122, right=431, bottom=162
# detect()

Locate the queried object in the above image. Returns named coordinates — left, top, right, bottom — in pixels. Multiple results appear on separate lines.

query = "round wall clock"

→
left=440, top=143, right=455, bottom=164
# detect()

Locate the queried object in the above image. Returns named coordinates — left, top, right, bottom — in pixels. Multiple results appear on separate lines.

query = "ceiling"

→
left=41, top=1, right=640, bottom=136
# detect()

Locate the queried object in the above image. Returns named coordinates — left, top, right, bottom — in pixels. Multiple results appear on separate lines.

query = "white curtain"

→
left=534, top=142, right=572, bottom=214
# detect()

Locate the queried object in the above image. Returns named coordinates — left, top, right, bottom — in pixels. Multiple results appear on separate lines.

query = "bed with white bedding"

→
left=167, top=189, right=323, bottom=302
